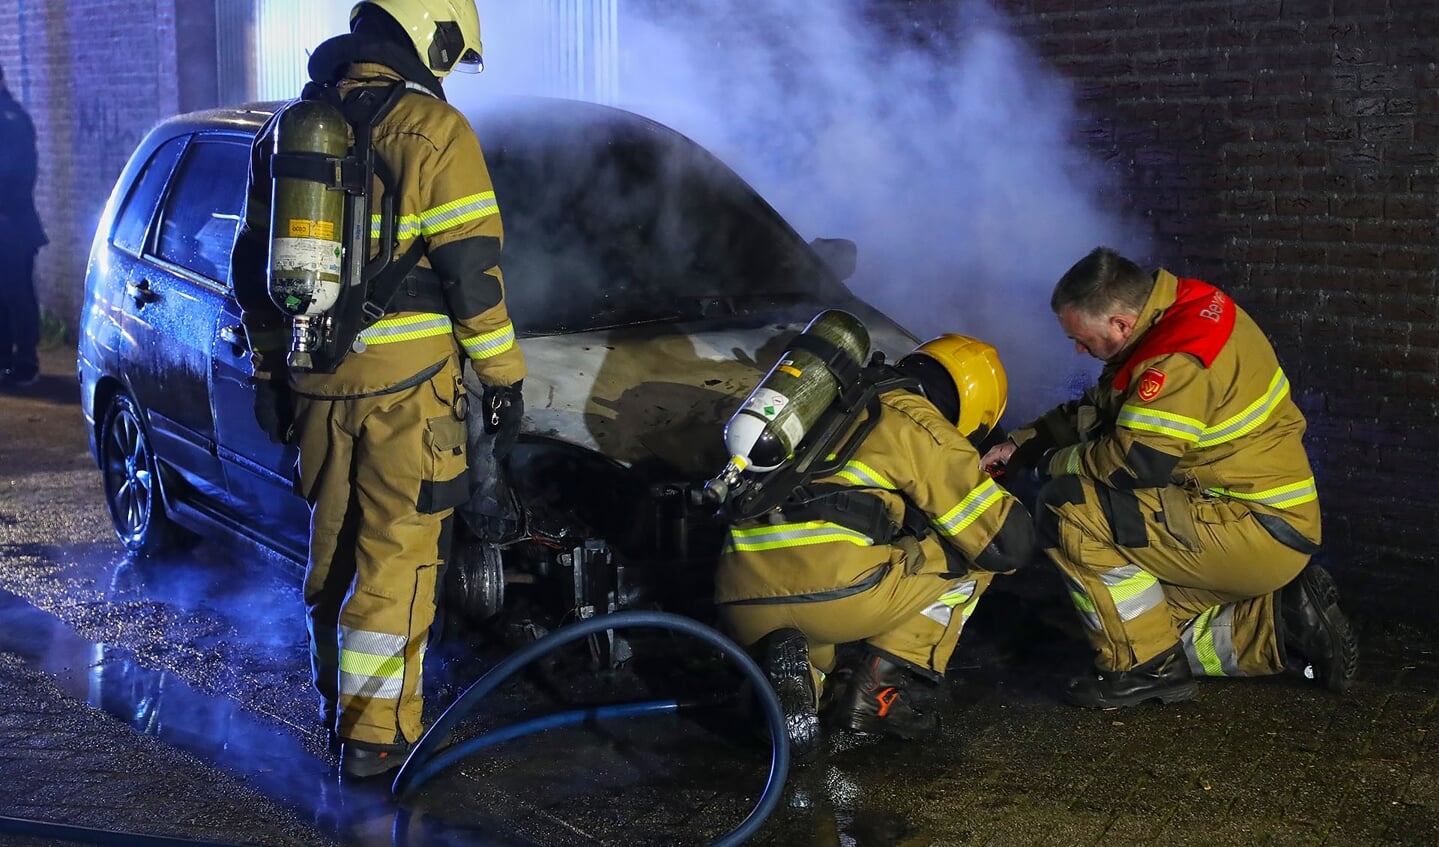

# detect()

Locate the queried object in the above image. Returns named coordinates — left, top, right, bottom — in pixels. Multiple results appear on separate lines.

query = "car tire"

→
left=99, top=393, right=193, bottom=557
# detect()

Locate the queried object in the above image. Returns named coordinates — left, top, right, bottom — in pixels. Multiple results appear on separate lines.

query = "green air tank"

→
left=722, top=309, right=870, bottom=473
left=267, top=98, right=351, bottom=321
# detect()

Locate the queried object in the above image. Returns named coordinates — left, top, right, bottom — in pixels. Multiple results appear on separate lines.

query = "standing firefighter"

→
left=714, top=330, right=1034, bottom=760
left=982, top=247, right=1357, bottom=708
left=0, top=64, right=48, bottom=389
left=231, top=0, right=525, bottom=779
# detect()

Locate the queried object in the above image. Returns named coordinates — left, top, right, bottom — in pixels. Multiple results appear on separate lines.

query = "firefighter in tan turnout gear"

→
left=231, top=0, right=525, bottom=778
left=717, top=335, right=1035, bottom=760
left=982, top=247, right=1358, bottom=708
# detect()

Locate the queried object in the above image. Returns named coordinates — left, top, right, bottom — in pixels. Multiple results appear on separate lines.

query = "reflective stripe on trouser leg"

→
left=1181, top=605, right=1246, bottom=677
left=1174, top=590, right=1286, bottom=677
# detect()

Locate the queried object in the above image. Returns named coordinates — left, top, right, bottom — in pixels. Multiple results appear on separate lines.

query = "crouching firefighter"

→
left=229, top=0, right=526, bottom=780
left=707, top=312, right=1035, bottom=761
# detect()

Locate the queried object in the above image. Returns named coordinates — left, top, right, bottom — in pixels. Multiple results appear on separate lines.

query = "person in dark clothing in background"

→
left=0, top=64, right=48, bottom=389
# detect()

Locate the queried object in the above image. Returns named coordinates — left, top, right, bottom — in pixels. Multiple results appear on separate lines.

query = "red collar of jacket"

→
left=1113, top=273, right=1236, bottom=391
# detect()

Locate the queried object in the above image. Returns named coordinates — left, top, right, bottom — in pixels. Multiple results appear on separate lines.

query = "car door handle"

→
left=125, top=279, right=159, bottom=305
left=220, top=324, right=250, bottom=352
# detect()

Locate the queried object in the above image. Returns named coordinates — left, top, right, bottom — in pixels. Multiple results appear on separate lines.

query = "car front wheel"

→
left=99, top=393, right=191, bottom=556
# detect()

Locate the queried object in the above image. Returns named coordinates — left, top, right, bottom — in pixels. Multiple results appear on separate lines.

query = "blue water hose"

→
left=392, top=610, right=791, bottom=847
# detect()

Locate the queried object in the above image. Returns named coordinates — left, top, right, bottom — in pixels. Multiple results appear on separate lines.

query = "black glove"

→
left=251, top=375, right=294, bottom=444
left=482, top=380, right=524, bottom=462
left=1030, top=447, right=1061, bottom=486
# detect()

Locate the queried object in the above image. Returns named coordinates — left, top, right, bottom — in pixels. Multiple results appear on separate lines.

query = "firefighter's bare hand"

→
left=980, top=441, right=1017, bottom=471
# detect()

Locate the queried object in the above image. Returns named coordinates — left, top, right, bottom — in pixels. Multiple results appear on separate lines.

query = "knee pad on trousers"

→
left=1034, top=475, right=1086, bottom=550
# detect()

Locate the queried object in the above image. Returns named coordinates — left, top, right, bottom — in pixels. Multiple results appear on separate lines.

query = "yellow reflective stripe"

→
left=374, top=192, right=501, bottom=241
left=462, top=323, right=516, bottom=359
left=358, top=313, right=453, bottom=345
left=1070, top=590, right=1096, bottom=613
left=1100, top=565, right=1166, bottom=622
left=1117, top=405, right=1205, bottom=443
left=1198, top=369, right=1289, bottom=447
left=420, top=191, right=499, bottom=238
left=370, top=214, right=424, bottom=242
left=1206, top=477, right=1318, bottom=508
left=932, top=478, right=1008, bottom=536
left=1053, top=444, right=1082, bottom=476
left=338, top=628, right=407, bottom=699
left=723, top=520, right=873, bottom=552
left=938, top=579, right=977, bottom=609
left=1187, top=606, right=1226, bottom=676
left=833, top=459, right=895, bottom=490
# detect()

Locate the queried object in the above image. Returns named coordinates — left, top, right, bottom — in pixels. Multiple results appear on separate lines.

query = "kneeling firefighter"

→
left=230, top=0, right=526, bottom=779
left=710, top=315, right=1035, bottom=760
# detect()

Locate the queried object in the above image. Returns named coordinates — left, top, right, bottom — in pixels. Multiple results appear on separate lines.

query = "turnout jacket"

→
left=0, top=87, right=47, bottom=253
left=1011, top=270, right=1320, bottom=546
left=716, top=389, right=1019, bottom=606
left=233, top=35, right=525, bottom=397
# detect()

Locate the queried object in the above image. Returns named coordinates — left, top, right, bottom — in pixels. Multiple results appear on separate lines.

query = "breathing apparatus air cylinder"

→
left=266, top=99, right=353, bottom=372
left=705, top=310, right=870, bottom=504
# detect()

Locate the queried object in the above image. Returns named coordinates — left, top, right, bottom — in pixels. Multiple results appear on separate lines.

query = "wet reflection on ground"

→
left=0, top=544, right=525, bottom=846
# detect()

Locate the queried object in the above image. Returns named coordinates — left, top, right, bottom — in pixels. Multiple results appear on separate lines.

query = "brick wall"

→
left=876, top=0, right=1438, bottom=577
left=0, top=0, right=180, bottom=331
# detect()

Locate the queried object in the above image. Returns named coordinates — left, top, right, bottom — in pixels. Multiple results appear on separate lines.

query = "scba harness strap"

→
left=779, top=482, right=933, bottom=548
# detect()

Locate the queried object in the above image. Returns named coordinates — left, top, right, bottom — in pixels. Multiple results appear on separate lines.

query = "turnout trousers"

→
left=721, top=537, right=996, bottom=688
left=1035, top=475, right=1308, bottom=676
left=0, top=248, right=39, bottom=376
left=293, top=358, right=469, bottom=746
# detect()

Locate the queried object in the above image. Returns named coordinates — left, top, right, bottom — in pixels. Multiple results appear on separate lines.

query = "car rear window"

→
left=112, top=136, right=186, bottom=256
left=153, top=138, right=250, bottom=283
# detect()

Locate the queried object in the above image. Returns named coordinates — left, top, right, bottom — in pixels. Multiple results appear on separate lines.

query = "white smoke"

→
left=462, top=0, right=1149, bottom=423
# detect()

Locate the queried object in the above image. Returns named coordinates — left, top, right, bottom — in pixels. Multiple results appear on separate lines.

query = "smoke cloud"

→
left=462, top=0, right=1150, bottom=423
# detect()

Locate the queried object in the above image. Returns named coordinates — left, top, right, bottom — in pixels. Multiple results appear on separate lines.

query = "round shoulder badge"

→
left=1137, top=367, right=1166, bottom=402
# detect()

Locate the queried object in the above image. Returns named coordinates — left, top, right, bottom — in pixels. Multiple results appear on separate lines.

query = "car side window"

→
left=111, top=137, right=186, bottom=256
left=152, top=138, right=250, bottom=283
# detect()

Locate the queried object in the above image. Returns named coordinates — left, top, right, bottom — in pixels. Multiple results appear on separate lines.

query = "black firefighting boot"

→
left=340, top=732, right=453, bottom=780
left=760, top=628, right=822, bottom=764
left=1279, top=563, right=1359, bottom=694
left=1064, top=641, right=1197, bottom=709
left=826, top=653, right=939, bottom=741
left=340, top=739, right=413, bottom=780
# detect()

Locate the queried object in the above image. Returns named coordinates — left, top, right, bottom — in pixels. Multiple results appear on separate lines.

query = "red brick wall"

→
left=0, top=0, right=180, bottom=329
left=875, top=0, right=1438, bottom=575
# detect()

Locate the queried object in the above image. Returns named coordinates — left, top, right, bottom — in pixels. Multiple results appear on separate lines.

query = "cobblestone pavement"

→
left=0, top=348, right=1435, bottom=847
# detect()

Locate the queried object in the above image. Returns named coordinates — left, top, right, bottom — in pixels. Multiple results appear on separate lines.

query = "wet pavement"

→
left=1, top=347, right=1437, bottom=847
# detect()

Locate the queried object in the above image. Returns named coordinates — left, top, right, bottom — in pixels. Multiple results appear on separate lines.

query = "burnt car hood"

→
left=516, top=303, right=917, bottom=480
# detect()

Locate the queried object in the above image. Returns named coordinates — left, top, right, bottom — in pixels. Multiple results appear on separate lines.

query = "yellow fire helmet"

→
left=898, top=334, right=1009, bottom=440
left=353, top=0, right=484, bottom=75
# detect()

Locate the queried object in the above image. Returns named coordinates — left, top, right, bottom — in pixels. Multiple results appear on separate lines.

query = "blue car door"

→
left=212, top=291, right=310, bottom=562
left=120, top=134, right=250, bottom=501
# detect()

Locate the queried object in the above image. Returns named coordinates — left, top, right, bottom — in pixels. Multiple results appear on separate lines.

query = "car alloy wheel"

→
left=100, top=393, right=186, bottom=556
